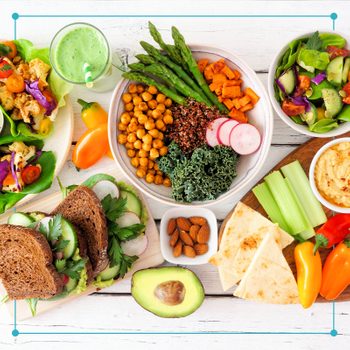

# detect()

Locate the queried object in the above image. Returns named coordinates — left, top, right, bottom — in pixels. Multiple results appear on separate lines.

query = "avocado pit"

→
left=154, top=280, right=185, bottom=306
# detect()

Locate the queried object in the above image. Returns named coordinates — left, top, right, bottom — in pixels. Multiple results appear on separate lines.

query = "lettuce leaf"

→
left=320, top=33, right=346, bottom=50
left=297, top=47, right=330, bottom=72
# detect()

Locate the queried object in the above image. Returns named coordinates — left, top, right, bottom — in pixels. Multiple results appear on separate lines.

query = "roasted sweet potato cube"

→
left=204, top=64, right=214, bottom=81
left=222, top=85, right=241, bottom=98
left=223, top=80, right=242, bottom=87
left=240, top=103, right=254, bottom=112
left=232, top=98, right=241, bottom=109
left=233, top=70, right=241, bottom=79
left=238, top=95, right=251, bottom=107
left=221, top=65, right=236, bottom=80
left=244, top=87, right=260, bottom=104
left=212, top=73, right=227, bottom=85
left=213, top=59, right=226, bottom=73
left=209, top=82, right=221, bottom=92
left=198, top=59, right=209, bottom=73
left=229, top=108, right=248, bottom=123
left=223, top=99, right=234, bottom=110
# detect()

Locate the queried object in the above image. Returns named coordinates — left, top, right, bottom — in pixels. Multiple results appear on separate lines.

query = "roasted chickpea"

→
left=148, top=99, right=157, bottom=110
left=131, top=157, right=139, bottom=167
left=163, top=178, right=171, bottom=187
left=118, top=134, right=127, bottom=144
left=129, top=111, right=134, bottom=117
left=131, top=93, right=138, bottom=98
left=161, top=125, right=167, bottom=132
left=136, top=129, right=146, bottom=139
left=120, top=112, right=131, bottom=125
left=156, top=93, right=166, bottom=104
left=154, top=163, right=159, bottom=171
left=148, top=169, right=156, bottom=175
left=148, top=129, right=159, bottom=138
left=136, top=167, right=146, bottom=178
left=142, top=134, right=153, bottom=144
left=128, top=84, right=137, bottom=93
left=157, top=170, right=163, bottom=176
left=153, top=139, right=164, bottom=149
left=158, top=132, right=164, bottom=141
left=125, top=142, right=134, bottom=150
left=147, top=110, right=153, bottom=118
left=164, top=109, right=172, bottom=116
left=133, top=110, right=144, bottom=119
left=156, top=103, right=166, bottom=113
left=145, top=120, right=155, bottom=131
left=122, top=93, right=132, bottom=104
left=155, top=119, right=165, bottom=130
left=134, top=140, right=142, bottom=149
left=138, top=102, right=148, bottom=111
left=130, top=117, right=138, bottom=124
left=159, top=146, right=168, bottom=156
left=148, top=85, right=158, bottom=94
left=142, top=91, right=153, bottom=102
left=163, top=115, right=173, bottom=125
left=164, top=98, right=172, bottom=107
left=133, top=96, right=142, bottom=105
left=150, top=148, right=160, bottom=159
left=128, top=123, right=138, bottom=132
left=145, top=173, right=155, bottom=183
left=152, top=109, right=162, bottom=119
left=137, top=84, right=145, bottom=93
left=148, top=160, right=154, bottom=169
left=138, top=149, right=149, bottom=158
left=138, top=114, right=148, bottom=125
left=118, top=123, right=127, bottom=131
left=127, top=133, right=137, bottom=143
left=127, top=149, right=136, bottom=158
left=154, top=175, right=163, bottom=185
left=142, top=143, right=152, bottom=152
left=125, top=102, right=134, bottom=111
left=139, top=158, right=148, bottom=167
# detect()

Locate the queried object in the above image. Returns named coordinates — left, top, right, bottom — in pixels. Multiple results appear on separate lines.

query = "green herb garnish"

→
left=305, top=31, right=323, bottom=51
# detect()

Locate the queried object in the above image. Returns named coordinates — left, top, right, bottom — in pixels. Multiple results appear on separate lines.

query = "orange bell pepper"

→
left=320, top=240, right=350, bottom=300
left=72, top=123, right=109, bottom=169
left=294, top=241, right=322, bottom=308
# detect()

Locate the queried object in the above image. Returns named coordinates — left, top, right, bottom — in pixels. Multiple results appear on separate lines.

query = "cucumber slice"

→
left=115, top=211, right=141, bottom=227
left=300, top=103, right=317, bottom=126
left=92, top=181, right=119, bottom=201
left=322, top=88, right=343, bottom=118
left=120, top=190, right=142, bottom=218
left=8, top=213, right=35, bottom=227
left=278, top=69, right=296, bottom=95
left=98, top=264, right=120, bottom=281
left=342, top=58, right=350, bottom=83
left=65, top=277, right=78, bottom=292
left=327, top=56, right=344, bottom=86
left=60, top=218, right=78, bottom=259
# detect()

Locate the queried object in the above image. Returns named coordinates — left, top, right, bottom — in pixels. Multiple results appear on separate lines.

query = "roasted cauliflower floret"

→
left=16, top=62, right=31, bottom=80
left=13, top=93, right=43, bottom=123
left=9, top=141, right=36, bottom=163
left=0, top=85, right=15, bottom=110
left=29, top=58, right=51, bottom=85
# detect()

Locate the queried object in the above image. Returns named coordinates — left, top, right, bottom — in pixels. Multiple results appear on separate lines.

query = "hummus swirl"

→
left=315, top=142, right=350, bottom=208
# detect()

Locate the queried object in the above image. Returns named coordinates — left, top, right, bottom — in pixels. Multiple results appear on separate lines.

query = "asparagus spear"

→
left=148, top=22, right=186, bottom=68
left=135, top=54, right=157, bottom=65
left=122, top=72, right=186, bottom=105
left=140, top=41, right=207, bottom=101
left=129, top=62, right=212, bottom=106
left=171, top=26, right=228, bottom=113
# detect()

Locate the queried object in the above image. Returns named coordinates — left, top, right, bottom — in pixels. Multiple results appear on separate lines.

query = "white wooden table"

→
left=1, top=1, right=350, bottom=349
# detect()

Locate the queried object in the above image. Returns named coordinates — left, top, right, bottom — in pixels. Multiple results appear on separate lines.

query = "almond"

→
left=183, top=245, right=196, bottom=258
left=197, top=223, right=210, bottom=243
left=167, top=218, right=176, bottom=235
left=179, top=230, right=194, bottom=246
left=169, top=229, right=179, bottom=247
left=173, top=240, right=182, bottom=257
left=190, top=216, right=207, bottom=226
left=189, top=224, right=200, bottom=242
left=194, top=243, right=208, bottom=255
left=176, top=217, right=191, bottom=231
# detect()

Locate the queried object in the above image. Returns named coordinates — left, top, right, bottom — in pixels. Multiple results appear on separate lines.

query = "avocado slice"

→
left=321, top=88, right=343, bottom=118
left=342, top=58, right=350, bottom=83
left=131, top=267, right=205, bottom=318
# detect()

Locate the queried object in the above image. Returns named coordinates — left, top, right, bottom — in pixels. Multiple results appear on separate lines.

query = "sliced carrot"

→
left=204, top=64, right=214, bottom=81
left=223, top=99, right=234, bottom=110
left=212, top=59, right=225, bottom=73
left=244, top=87, right=260, bottom=105
left=3, top=172, right=15, bottom=186
left=198, top=58, right=209, bottom=73
left=229, top=108, right=248, bottom=123
left=222, top=85, right=241, bottom=99
left=239, top=103, right=254, bottom=112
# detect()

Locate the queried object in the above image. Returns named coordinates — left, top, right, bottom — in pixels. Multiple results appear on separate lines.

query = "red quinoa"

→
left=168, top=99, right=227, bottom=154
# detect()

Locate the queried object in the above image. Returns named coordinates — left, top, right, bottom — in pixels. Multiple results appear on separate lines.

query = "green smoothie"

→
left=53, top=25, right=109, bottom=83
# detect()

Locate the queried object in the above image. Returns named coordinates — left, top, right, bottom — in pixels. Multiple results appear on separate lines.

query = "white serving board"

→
left=0, top=166, right=164, bottom=320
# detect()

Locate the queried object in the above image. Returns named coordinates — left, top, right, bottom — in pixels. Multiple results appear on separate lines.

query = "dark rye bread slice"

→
left=52, top=186, right=109, bottom=276
left=0, top=225, right=64, bottom=299
left=75, top=227, right=93, bottom=283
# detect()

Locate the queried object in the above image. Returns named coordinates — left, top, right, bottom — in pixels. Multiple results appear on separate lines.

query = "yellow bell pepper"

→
left=294, top=241, right=322, bottom=308
left=77, top=99, right=108, bottom=129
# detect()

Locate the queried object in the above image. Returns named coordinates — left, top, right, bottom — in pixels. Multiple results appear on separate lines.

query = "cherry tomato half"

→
left=282, top=100, right=306, bottom=116
left=0, top=60, right=13, bottom=78
left=21, top=165, right=41, bottom=185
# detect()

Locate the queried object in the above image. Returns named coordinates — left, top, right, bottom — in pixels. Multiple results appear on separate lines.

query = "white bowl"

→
left=309, top=137, right=350, bottom=213
left=109, top=45, right=273, bottom=206
left=159, top=207, right=217, bottom=265
left=268, top=31, right=350, bottom=138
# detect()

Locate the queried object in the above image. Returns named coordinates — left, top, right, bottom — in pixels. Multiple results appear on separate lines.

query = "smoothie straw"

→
left=83, top=63, right=94, bottom=88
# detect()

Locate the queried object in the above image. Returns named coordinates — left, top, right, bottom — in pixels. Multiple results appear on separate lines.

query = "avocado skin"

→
left=131, top=266, right=205, bottom=318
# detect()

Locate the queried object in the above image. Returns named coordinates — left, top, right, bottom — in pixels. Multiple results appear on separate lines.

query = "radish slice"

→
left=218, top=119, right=239, bottom=146
left=121, top=234, right=148, bottom=256
left=92, top=181, right=119, bottom=201
left=206, top=117, right=229, bottom=147
left=115, top=211, right=141, bottom=227
left=230, top=124, right=261, bottom=155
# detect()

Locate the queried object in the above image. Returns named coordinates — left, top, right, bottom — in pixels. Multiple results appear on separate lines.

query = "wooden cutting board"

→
left=219, top=132, right=350, bottom=302
left=0, top=167, right=164, bottom=320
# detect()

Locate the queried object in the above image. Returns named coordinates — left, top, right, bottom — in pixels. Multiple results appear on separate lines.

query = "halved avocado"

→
left=131, top=267, right=205, bottom=318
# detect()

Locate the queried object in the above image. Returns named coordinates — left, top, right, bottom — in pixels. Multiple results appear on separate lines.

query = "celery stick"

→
left=281, top=160, right=327, bottom=228
left=252, top=182, right=291, bottom=233
left=264, top=171, right=308, bottom=235
left=285, top=178, right=315, bottom=240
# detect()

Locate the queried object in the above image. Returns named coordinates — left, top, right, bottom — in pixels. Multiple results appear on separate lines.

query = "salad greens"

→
left=274, top=31, right=350, bottom=133
left=158, top=142, right=239, bottom=202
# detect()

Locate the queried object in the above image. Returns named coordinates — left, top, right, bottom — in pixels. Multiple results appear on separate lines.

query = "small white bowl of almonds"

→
left=160, top=207, right=218, bottom=265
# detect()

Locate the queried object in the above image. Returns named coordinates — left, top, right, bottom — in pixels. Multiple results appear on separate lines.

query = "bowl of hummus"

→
left=309, top=137, right=350, bottom=213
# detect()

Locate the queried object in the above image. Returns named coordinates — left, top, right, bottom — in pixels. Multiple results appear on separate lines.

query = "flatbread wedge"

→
left=233, top=232, right=299, bottom=304
left=209, top=202, right=293, bottom=291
